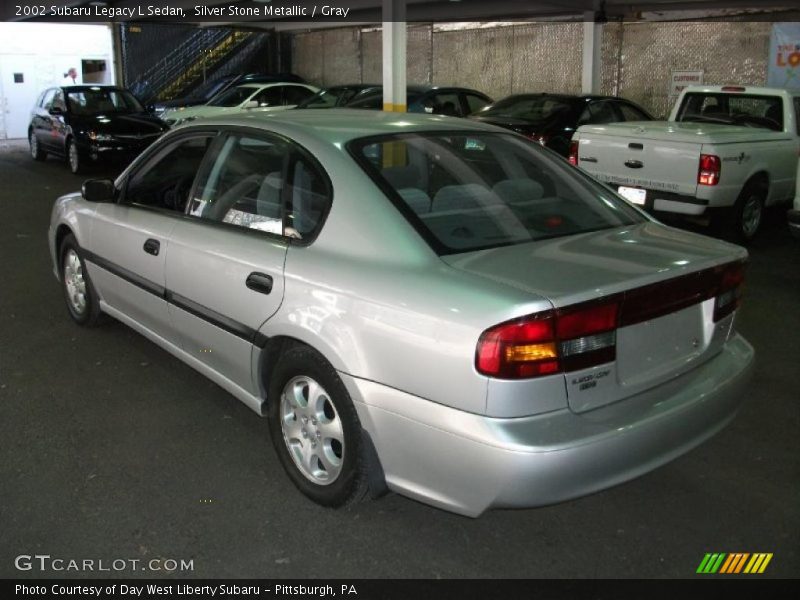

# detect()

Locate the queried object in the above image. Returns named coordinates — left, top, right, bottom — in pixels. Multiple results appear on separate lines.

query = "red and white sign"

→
left=669, top=70, right=704, bottom=96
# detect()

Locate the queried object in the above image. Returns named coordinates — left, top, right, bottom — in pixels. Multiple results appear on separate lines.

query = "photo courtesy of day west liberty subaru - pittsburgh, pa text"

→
left=43, top=3, right=351, bottom=18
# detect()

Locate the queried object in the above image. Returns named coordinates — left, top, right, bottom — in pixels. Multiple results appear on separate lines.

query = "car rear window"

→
left=350, top=132, right=644, bottom=255
left=676, top=93, right=784, bottom=131
left=478, top=96, right=575, bottom=121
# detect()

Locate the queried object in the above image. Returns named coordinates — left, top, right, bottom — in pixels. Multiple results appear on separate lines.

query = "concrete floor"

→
left=0, top=139, right=797, bottom=579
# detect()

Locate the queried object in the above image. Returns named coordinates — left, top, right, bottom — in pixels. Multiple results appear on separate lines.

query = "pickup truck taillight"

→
left=568, top=140, right=579, bottom=166
left=476, top=260, right=746, bottom=380
left=698, top=154, right=721, bottom=186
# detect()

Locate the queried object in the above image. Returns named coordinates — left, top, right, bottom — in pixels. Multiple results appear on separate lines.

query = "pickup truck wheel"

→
left=720, top=184, right=765, bottom=244
left=268, top=346, right=373, bottom=507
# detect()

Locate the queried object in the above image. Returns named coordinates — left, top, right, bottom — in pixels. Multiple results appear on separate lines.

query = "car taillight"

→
left=476, top=300, right=619, bottom=379
left=721, top=86, right=746, bottom=92
left=713, top=260, right=746, bottom=322
left=698, top=154, right=720, bottom=186
left=476, top=260, right=746, bottom=380
left=568, top=140, right=579, bottom=166
left=528, top=133, right=550, bottom=146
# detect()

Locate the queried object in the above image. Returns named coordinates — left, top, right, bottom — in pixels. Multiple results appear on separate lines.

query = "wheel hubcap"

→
left=279, top=376, right=344, bottom=485
left=742, top=195, right=762, bottom=238
left=69, top=144, right=78, bottom=172
left=30, top=135, right=37, bottom=157
left=63, top=249, right=87, bottom=314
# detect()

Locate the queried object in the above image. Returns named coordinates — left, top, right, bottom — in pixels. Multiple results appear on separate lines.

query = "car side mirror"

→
left=243, top=100, right=259, bottom=109
left=82, top=179, right=115, bottom=203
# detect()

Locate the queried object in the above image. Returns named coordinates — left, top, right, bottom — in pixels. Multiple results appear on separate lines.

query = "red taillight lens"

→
left=568, top=140, right=579, bottom=166
left=476, top=300, right=619, bottom=379
left=476, top=313, right=559, bottom=379
left=714, top=260, right=746, bottom=322
left=698, top=154, right=720, bottom=186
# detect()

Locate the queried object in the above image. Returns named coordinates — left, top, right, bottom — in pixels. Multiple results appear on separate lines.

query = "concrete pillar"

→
left=382, top=0, right=406, bottom=112
left=582, top=11, right=602, bottom=95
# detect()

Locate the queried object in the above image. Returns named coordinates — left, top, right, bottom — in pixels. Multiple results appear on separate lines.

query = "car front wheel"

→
left=268, top=345, right=373, bottom=507
left=60, top=234, right=103, bottom=326
left=30, top=131, right=45, bottom=161
left=66, top=139, right=83, bottom=174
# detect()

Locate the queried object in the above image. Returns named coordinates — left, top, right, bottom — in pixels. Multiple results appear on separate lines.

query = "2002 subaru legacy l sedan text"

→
left=48, top=109, right=754, bottom=517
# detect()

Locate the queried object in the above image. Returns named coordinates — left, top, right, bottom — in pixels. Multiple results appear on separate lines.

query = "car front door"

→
left=166, top=130, right=323, bottom=395
left=47, top=89, right=69, bottom=154
left=85, top=133, right=216, bottom=341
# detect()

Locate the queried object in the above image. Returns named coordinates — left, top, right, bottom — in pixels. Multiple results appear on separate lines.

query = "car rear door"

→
left=86, top=132, right=216, bottom=341
left=164, top=130, right=332, bottom=395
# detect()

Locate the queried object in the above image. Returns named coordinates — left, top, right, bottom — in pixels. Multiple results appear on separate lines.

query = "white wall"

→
left=0, top=23, right=116, bottom=139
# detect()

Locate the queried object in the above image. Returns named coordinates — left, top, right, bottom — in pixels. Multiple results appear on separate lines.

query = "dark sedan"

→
left=295, top=84, right=379, bottom=109
left=344, top=85, right=492, bottom=117
left=29, top=85, right=169, bottom=174
left=470, top=93, right=653, bottom=157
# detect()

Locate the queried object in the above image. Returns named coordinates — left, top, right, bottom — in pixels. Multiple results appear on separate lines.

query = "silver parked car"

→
left=49, top=109, right=754, bottom=517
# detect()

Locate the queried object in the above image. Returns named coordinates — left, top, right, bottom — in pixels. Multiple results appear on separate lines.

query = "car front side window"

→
left=123, top=135, right=214, bottom=212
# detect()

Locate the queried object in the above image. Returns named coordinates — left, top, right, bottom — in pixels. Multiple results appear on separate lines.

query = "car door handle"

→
left=143, top=238, right=160, bottom=256
left=246, top=272, right=273, bottom=294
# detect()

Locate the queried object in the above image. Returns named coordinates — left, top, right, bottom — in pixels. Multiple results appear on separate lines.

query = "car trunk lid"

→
left=443, top=222, right=747, bottom=413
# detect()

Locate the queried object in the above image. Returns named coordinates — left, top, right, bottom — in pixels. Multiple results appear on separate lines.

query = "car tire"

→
left=719, top=182, right=765, bottom=244
left=268, top=345, right=373, bottom=507
left=29, top=131, right=46, bottom=161
left=59, top=234, right=104, bottom=326
left=66, top=139, right=83, bottom=175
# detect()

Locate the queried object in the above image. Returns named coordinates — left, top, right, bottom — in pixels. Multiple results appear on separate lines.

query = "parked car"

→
left=49, top=110, right=753, bottom=517
left=160, top=82, right=320, bottom=126
left=151, top=73, right=306, bottom=116
left=344, top=85, right=492, bottom=117
left=470, top=93, right=653, bottom=157
left=296, top=84, right=379, bottom=109
left=570, top=85, right=800, bottom=242
left=29, top=85, right=169, bottom=174
left=790, top=159, right=800, bottom=239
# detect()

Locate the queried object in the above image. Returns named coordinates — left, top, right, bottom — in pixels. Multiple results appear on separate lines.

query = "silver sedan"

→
left=48, top=109, right=754, bottom=517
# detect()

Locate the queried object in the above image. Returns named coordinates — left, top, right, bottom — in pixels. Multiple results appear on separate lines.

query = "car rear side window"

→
left=351, top=132, right=644, bottom=255
left=187, top=133, right=331, bottom=242
left=617, top=102, right=650, bottom=121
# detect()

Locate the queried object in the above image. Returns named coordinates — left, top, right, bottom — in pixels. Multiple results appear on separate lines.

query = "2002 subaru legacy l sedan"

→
left=48, top=109, right=754, bottom=517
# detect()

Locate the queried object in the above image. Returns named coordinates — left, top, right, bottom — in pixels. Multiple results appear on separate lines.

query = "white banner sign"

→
left=768, top=23, right=800, bottom=89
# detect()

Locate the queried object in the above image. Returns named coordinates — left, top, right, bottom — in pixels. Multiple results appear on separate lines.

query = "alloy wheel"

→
left=63, top=249, right=87, bottom=315
left=279, top=375, right=344, bottom=485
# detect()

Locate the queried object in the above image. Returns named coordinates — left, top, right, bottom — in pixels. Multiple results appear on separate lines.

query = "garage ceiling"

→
left=5, top=0, right=800, bottom=25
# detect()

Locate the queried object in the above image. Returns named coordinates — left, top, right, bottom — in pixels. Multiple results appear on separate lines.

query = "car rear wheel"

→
left=29, top=131, right=45, bottom=161
left=67, top=139, right=83, bottom=175
left=268, top=345, right=373, bottom=507
left=60, top=234, right=103, bottom=326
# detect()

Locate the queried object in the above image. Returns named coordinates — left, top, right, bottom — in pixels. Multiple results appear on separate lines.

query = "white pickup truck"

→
left=570, top=85, right=800, bottom=242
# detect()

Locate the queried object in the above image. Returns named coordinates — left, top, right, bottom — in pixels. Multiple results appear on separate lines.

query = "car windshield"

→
left=66, top=88, right=144, bottom=116
left=351, top=132, right=644, bottom=255
left=676, top=92, right=784, bottom=131
left=298, top=87, right=363, bottom=109
left=478, top=96, right=575, bottom=122
left=208, top=86, right=256, bottom=107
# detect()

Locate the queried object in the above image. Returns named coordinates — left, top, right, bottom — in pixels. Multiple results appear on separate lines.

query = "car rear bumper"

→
left=788, top=209, right=800, bottom=239
left=343, top=333, right=753, bottom=517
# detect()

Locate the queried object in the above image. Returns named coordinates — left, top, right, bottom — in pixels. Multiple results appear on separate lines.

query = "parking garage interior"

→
left=1, top=0, right=799, bottom=583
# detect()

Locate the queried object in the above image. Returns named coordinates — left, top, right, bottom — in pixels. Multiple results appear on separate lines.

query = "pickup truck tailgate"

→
left=574, top=122, right=702, bottom=198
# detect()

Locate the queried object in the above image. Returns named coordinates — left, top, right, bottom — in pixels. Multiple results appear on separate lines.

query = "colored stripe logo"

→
left=697, top=553, right=773, bottom=574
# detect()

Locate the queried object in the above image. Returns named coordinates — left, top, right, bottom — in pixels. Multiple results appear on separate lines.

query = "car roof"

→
left=176, top=108, right=506, bottom=145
